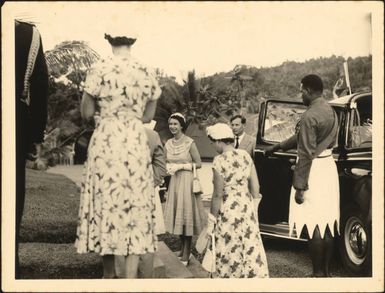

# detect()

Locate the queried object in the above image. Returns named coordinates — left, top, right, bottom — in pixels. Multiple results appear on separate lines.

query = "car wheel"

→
left=339, top=205, right=371, bottom=276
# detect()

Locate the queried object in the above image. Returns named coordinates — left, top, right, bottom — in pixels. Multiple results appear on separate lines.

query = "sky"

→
left=8, top=1, right=372, bottom=83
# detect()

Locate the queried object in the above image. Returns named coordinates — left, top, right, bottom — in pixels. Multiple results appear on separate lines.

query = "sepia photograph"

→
left=1, top=1, right=384, bottom=292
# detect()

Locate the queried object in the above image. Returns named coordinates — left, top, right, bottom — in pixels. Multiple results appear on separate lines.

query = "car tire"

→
left=339, top=205, right=371, bottom=276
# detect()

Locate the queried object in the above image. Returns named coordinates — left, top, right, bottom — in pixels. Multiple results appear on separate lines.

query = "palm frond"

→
left=45, top=41, right=100, bottom=74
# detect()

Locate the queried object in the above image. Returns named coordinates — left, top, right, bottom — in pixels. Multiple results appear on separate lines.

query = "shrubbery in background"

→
left=43, top=47, right=372, bottom=166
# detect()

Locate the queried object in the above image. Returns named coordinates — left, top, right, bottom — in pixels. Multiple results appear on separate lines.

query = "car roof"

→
left=328, top=92, right=372, bottom=106
left=328, top=94, right=356, bottom=106
left=266, top=92, right=371, bottom=107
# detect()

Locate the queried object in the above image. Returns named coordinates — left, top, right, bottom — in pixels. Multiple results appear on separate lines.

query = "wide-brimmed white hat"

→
left=206, top=123, right=234, bottom=140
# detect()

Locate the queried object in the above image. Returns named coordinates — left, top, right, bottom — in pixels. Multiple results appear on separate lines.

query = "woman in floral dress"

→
left=206, top=123, right=269, bottom=278
left=163, top=113, right=205, bottom=265
left=74, top=32, right=161, bottom=278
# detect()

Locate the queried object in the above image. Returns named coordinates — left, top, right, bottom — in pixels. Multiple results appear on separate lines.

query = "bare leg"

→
left=308, top=226, right=326, bottom=277
left=181, top=236, right=192, bottom=262
left=177, top=235, right=184, bottom=257
left=124, top=255, right=140, bottom=278
left=114, top=255, right=126, bottom=278
left=102, top=255, right=116, bottom=278
left=323, top=227, right=334, bottom=277
left=139, top=253, right=154, bottom=278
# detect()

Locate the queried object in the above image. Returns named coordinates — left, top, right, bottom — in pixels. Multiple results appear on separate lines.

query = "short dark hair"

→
left=301, top=74, right=323, bottom=93
left=208, top=135, right=235, bottom=145
left=230, top=114, right=246, bottom=124
left=104, top=34, right=136, bottom=46
left=169, top=114, right=187, bottom=131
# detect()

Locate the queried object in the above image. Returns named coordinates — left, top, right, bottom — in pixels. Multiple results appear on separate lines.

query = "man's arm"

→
left=152, top=135, right=167, bottom=187
left=249, top=134, right=256, bottom=159
left=292, top=114, right=317, bottom=191
left=264, top=133, right=297, bottom=156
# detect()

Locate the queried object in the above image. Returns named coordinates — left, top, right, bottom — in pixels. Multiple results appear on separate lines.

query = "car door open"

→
left=254, top=100, right=306, bottom=238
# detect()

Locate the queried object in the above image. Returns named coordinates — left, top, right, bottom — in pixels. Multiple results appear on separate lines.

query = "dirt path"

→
left=47, top=162, right=214, bottom=200
left=46, top=163, right=348, bottom=278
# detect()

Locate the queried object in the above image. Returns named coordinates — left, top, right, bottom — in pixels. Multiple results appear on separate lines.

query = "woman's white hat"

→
left=206, top=123, right=234, bottom=140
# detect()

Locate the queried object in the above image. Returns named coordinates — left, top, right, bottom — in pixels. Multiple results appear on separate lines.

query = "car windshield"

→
left=262, top=101, right=306, bottom=143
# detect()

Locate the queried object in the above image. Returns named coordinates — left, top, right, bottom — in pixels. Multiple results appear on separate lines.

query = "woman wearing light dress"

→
left=206, top=123, right=269, bottom=278
left=163, top=113, right=205, bottom=265
left=75, top=32, right=161, bottom=278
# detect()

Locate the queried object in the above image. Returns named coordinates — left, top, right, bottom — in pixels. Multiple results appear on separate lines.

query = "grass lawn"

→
left=19, top=243, right=102, bottom=279
left=20, top=169, right=203, bottom=278
left=21, top=169, right=80, bottom=243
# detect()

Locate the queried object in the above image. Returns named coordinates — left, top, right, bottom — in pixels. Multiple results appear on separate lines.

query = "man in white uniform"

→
left=265, top=74, right=339, bottom=277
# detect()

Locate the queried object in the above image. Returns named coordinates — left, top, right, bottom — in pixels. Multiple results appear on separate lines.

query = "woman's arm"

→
left=80, top=91, right=96, bottom=121
left=248, top=163, right=261, bottom=199
left=189, top=141, right=202, bottom=168
left=210, top=168, right=224, bottom=217
left=142, top=100, right=157, bottom=123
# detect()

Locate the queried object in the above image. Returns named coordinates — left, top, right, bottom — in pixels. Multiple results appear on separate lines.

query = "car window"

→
left=262, top=101, right=306, bottom=143
left=348, top=95, right=372, bottom=148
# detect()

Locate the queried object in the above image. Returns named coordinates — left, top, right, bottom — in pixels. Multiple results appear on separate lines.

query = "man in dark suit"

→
left=230, top=114, right=256, bottom=158
left=15, top=20, right=49, bottom=278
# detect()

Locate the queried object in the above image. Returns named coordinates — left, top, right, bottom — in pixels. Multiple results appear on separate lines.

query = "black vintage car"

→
left=254, top=92, right=372, bottom=276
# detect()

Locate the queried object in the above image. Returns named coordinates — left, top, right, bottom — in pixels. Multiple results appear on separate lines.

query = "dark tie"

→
left=235, top=136, right=239, bottom=149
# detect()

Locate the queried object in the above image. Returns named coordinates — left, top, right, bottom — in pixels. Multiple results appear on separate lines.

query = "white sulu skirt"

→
left=289, top=149, right=340, bottom=239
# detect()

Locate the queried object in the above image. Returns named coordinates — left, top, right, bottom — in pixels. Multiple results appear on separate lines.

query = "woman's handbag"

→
left=192, top=163, right=203, bottom=195
left=195, top=229, right=209, bottom=254
left=202, top=233, right=216, bottom=274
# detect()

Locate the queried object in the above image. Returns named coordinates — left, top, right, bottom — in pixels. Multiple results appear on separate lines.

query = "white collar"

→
left=237, top=132, right=245, bottom=141
left=234, top=132, right=245, bottom=146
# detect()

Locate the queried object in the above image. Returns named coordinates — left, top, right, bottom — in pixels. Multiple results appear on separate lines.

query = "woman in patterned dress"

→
left=74, top=32, right=161, bottom=278
left=163, top=113, right=205, bottom=265
left=206, top=123, right=269, bottom=278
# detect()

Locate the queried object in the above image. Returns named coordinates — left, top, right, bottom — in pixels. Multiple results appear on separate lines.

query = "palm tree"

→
left=45, top=41, right=100, bottom=102
left=41, top=41, right=100, bottom=166
left=153, top=77, right=185, bottom=143
left=225, top=65, right=253, bottom=115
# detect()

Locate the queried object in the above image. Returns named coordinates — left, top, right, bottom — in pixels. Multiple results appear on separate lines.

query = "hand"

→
left=334, top=78, right=344, bottom=90
left=166, top=163, right=177, bottom=175
left=264, top=144, right=279, bottom=157
left=181, top=163, right=192, bottom=171
left=254, top=195, right=262, bottom=208
left=295, top=189, right=305, bottom=204
left=27, top=143, right=42, bottom=161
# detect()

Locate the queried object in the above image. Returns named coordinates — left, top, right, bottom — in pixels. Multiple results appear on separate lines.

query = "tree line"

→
left=40, top=41, right=372, bottom=166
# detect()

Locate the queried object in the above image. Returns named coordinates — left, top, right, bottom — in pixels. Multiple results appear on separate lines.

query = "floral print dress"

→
left=212, top=149, right=269, bottom=278
left=75, top=55, right=161, bottom=256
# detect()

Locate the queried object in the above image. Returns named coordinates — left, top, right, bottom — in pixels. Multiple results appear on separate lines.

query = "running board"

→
left=260, top=223, right=307, bottom=242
